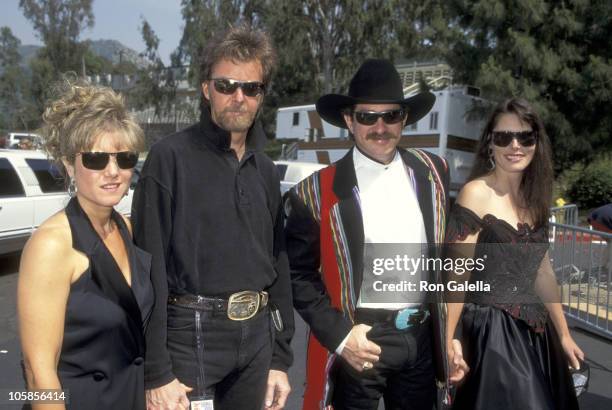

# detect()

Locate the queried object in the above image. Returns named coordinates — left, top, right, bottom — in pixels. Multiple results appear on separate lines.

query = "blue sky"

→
left=0, top=0, right=183, bottom=64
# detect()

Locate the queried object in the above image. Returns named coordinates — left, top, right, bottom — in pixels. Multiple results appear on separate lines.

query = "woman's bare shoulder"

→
left=456, top=178, right=493, bottom=217
left=29, top=211, right=71, bottom=248
left=21, top=211, right=75, bottom=282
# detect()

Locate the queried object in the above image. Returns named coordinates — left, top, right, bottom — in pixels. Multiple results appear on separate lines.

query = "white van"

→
left=0, top=149, right=134, bottom=255
left=6, top=133, right=42, bottom=149
left=274, top=160, right=327, bottom=196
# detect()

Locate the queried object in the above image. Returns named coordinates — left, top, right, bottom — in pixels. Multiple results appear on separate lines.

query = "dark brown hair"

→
left=469, top=98, right=553, bottom=228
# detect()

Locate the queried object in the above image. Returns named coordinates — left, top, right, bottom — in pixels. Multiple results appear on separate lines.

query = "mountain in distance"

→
left=17, top=39, right=150, bottom=69
left=88, top=39, right=150, bottom=68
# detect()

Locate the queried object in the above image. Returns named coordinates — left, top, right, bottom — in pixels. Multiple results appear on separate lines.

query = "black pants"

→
left=166, top=303, right=274, bottom=410
left=332, top=311, right=436, bottom=410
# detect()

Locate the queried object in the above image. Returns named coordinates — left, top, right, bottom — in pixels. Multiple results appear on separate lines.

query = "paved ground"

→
left=1, top=252, right=611, bottom=409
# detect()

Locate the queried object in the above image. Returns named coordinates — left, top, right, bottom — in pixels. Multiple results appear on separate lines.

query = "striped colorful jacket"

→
left=285, top=147, right=450, bottom=410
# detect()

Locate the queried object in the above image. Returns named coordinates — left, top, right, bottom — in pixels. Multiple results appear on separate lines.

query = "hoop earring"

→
left=68, top=177, right=77, bottom=197
left=487, top=147, right=496, bottom=171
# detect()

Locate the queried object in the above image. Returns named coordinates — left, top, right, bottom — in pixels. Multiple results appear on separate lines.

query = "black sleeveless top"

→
left=57, top=198, right=153, bottom=409
left=446, top=204, right=549, bottom=332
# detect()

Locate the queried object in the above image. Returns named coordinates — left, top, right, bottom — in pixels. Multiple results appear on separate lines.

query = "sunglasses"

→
left=491, top=130, right=537, bottom=147
left=353, top=109, right=407, bottom=126
left=78, top=151, right=139, bottom=170
left=211, top=78, right=265, bottom=97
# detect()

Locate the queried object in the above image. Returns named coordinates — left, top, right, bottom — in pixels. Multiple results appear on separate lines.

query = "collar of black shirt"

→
left=197, top=106, right=267, bottom=153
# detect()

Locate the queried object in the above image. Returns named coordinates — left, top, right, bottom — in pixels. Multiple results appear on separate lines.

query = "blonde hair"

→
left=41, top=77, right=144, bottom=173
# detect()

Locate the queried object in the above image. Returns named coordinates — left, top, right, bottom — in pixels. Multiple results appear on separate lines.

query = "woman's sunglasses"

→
left=211, top=78, right=265, bottom=97
left=78, top=151, right=139, bottom=170
left=491, top=130, right=537, bottom=147
left=353, top=108, right=407, bottom=126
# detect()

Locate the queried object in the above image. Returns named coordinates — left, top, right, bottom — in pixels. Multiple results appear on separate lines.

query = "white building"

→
left=276, top=104, right=347, bottom=141
left=276, top=85, right=491, bottom=197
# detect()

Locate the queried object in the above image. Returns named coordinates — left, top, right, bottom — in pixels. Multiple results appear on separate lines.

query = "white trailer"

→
left=275, top=104, right=347, bottom=141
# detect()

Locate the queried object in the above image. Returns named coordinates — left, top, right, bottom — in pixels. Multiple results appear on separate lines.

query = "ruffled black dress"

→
left=446, top=204, right=579, bottom=410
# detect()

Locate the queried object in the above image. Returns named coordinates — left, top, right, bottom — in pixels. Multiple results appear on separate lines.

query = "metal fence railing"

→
left=550, top=204, right=579, bottom=226
left=549, top=221, right=612, bottom=340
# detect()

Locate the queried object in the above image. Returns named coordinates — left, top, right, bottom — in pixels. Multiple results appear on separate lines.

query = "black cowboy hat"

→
left=316, top=59, right=436, bottom=128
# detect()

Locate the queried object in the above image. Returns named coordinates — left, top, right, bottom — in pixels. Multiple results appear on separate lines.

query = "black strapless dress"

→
left=446, top=204, right=579, bottom=410
left=55, top=198, right=153, bottom=409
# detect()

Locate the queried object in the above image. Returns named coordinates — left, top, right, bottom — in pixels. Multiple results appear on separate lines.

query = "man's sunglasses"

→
left=491, top=130, right=537, bottom=147
left=353, top=109, right=407, bottom=126
left=211, top=78, right=265, bottom=97
left=78, top=151, right=139, bottom=170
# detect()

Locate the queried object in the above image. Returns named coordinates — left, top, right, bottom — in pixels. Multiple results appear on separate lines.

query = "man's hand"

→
left=146, top=378, right=193, bottom=410
left=447, top=339, right=469, bottom=385
left=265, top=369, right=291, bottom=409
left=340, top=324, right=382, bottom=372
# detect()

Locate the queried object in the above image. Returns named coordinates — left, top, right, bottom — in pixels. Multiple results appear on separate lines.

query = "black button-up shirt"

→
left=132, top=108, right=294, bottom=388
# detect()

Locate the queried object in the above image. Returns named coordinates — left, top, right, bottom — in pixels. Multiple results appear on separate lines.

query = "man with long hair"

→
left=132, top=24, right=294, bottom=410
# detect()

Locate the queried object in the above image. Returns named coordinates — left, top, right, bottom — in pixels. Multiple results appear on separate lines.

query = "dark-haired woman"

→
left=445, top=98, right=582, bottom=409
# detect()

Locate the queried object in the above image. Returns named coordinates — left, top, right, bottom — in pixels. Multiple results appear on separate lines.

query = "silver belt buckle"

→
left=227, top=291, right=260, bottom=321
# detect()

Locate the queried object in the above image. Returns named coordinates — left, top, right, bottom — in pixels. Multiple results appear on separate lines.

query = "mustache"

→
left=222, top=104, right=248, bottom=114
left=365, top=131, right=397, bottom=140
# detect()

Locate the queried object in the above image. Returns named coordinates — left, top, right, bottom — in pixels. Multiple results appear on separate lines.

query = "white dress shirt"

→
left=336, top=148, right=428, bottom=354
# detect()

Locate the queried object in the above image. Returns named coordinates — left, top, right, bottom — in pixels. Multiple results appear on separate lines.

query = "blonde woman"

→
left=18, top=80, right=152, bottom=410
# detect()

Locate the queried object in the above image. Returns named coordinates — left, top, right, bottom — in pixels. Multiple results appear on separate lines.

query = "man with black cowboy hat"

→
left=285, top=59, right=468, bottom=409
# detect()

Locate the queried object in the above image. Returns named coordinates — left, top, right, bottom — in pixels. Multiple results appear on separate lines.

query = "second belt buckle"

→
left=227, top=291, right=260, bottom=321
left=394, top=308, right=428, bottom=330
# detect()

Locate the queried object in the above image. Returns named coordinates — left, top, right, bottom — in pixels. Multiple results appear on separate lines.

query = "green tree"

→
left=81, top=45, right=114, bottom=75
left=20, top=0, right=94, bottom=114
left=19, top=0, right=94, bottom=74
left=0, top=27, right=36, bottom=131
left=132, top=19, right=181, bottom=122
left=260, top=0, right=449, bottom=136
left=111, top=59, right=139, bottom=76
left=435, top=0, right=612, bottom=172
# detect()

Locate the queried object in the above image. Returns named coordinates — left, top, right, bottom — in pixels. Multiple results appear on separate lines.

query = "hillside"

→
left=16, top=39, right=149, bottom=69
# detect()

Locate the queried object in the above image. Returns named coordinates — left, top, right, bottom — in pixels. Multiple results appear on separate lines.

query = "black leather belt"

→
left=168, top=291, right=268, bottom=321
left=355, top=306, right=430, bottom=330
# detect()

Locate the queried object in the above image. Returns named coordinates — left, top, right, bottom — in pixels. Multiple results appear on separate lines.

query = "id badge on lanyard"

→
left=190, top=396, right=214, bottom=410
left=192, top=310, right=215, bottom=410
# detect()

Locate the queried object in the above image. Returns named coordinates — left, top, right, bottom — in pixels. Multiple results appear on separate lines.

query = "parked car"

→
left=5, top=132, right=43, bottom=149
left=274, top=160, right=327, bottom=196
left=0, top=149, right=134, bottom=255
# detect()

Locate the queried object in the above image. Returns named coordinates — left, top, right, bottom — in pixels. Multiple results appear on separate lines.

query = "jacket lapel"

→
left=332, top=148, right=365, bottom=300
left=399, top=148, right=435, bottom=247
left=67, top=198, right=145, bottom=355
left=331, top=148, right=437, bottom=299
